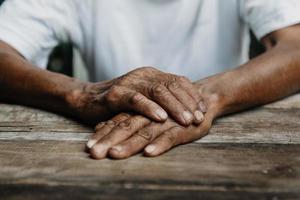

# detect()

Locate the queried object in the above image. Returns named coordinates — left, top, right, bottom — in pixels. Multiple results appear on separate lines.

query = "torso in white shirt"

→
left=79, top=0, right=249, bottom=81
left=0, top=0, right=299, bottom=81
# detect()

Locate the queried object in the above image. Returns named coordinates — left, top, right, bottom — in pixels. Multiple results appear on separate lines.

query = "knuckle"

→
left=118, top=115, right=150, bottom=132
left=187, top=101, right=198, bottom=111
left=167, top=75, right=178, bottom=83
left=167, top=81, right=180, bottom=90
left=105, top=86, right=121, bottom=104
left=105, top=124, right=116, bottom=129
left=119, top=113, right=131, bottom=119
left=137, top=129, right=154, bottom=141
left=95, top=122, right=106, bottom=131
left=106, top=120, right=116, bottom=125
left=165, top=134, right=177, bottom=144
left=153, top=84, right=165, bottom=93
left=178, top=76, right=190, bottom=83
left=131, top=66, right=156, bottom=76
left=105, top=120, right=117, bottom=128
left=110, top=85, right=120, bottom=94
left=116, top=77, right=130, bottom=86
left=140, top=66, right=156, bottom=72
left=165, top=126, right=185, bottom=143
left=152, top=84, right=167, bottom=97
left=118, top=120, right=132, bottom=131
left=130, top=93, right=145, bottom=105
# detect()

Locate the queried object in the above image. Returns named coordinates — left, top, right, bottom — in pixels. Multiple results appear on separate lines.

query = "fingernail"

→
left=194, top=110, right=204, bottom=122
left=145, top=145, right=156, bottom=154
left=92, top=144, right=108, bottom=159
left=198, top=102, right=207, bottom=113
left=182, top=111, right=193, bottom=124
left=111, top=145, right=123, bottom=152
left=86, top=139, right=97, bottom=149
left=156, top=109, right=168, bottom=120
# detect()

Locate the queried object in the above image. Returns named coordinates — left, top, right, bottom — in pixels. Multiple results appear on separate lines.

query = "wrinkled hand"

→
left=86, top=91, right=221, bottom=159
left=68, top=67, right=204, bottom=125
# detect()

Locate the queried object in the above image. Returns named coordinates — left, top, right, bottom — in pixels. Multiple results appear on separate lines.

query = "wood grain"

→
left=0, top=141, right=299, bottom=199
left=1, top=100, right=300, bottom=144
left=0, top=94, right=299, bottom=199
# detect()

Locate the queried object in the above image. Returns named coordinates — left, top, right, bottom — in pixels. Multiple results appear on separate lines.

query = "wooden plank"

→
left=0, top=94, right=299, bottom=199
left=1, top=184, right=299, bottom=200
left=0, top=141, right=299, bottom=199
left=0, top=105, right=299, bottom=144
left=264, top=93, right=300, bottom=109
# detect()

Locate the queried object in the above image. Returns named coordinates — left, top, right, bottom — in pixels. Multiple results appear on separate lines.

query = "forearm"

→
left=195, top=39, right=300, bottom=117
left=0, top=42, right=85, bottom=117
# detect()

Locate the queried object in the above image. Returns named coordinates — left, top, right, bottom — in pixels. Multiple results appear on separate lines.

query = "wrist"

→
left=64, top=78, right=91, bottom=114
left=195, top=70, right=250, bottom=118
left=65, top=79, right=113, bottom=124
left=194, top=75, right=229, bottom=118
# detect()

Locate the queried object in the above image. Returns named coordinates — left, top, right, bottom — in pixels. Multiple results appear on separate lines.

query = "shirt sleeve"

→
left=0, top=0, right=78, bottom=68
left=241, top=0, right=300, bottom=40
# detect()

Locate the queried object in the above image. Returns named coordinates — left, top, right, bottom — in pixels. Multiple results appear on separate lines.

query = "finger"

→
left=108, top=120, right=174, bottom=159
left=144, top=126, right=185, bottom=157
left=90, top=115, right=151, bottom=159
left=124, top=92, right=169, bottom=122
left=86, top=113, right=130, bottom=149
left=167, top=81, right=204, bottom=124
left=144, top=120, right=212, bottom=157
left=198, top=101, right=207, bottom=113
left=177, top=76, right=201, bottom=102
left=106, top=86, right=168, bottom=122
left=150, top=84, right=194, bottom=126
left=178, top=76, right=207, bottom=113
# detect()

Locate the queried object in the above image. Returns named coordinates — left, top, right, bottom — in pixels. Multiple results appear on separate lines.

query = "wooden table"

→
left=0, top=94, right=300, bottom=200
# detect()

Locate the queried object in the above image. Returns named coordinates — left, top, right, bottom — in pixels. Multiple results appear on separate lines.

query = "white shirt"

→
left=0, top=0, right=300, bottom=81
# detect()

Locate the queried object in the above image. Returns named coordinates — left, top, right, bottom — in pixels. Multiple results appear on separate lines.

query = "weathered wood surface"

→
left=0, top=94, right=299, bottom=199
left=0, top=95, right=299, bottom=144
left=0, top=142, right=299, bottom=199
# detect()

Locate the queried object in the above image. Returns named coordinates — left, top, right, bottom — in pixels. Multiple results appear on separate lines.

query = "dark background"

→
left=0, top=0, right=265, bottom=77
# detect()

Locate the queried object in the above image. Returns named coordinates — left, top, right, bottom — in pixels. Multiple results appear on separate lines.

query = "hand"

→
left=87, top=89, right=222, bottom=159
left=67, top=67, right=204, bottom=125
